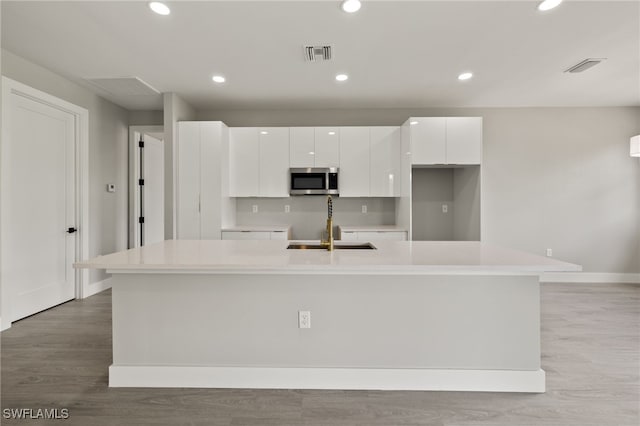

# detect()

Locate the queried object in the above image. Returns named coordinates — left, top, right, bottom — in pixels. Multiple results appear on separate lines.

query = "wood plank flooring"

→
left=2, top=283, right=638, bottom=425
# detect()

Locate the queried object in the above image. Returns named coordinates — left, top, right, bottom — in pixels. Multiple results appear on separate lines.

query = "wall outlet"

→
left=442, top=204, right=448, bottom=213
left=252, top=204, right=258, bottom=213
left=546, top=248, right=553, bottom=257
left=284, top=205, right=290, bottom=213
left=106, top=183, right=115, bottom=193
left=298, top=311, right=311, bottom=329
left=361, top=205, right=368, bottom=214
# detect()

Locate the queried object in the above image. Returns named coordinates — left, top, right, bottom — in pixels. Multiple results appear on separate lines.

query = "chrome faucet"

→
left=320, top=195, right=334, bottom=251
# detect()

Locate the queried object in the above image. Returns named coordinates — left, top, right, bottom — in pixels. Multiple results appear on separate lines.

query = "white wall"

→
left=163, top=93, right=196, bottom=239
left=129, top=110, right=163, bottom=126
left=199, top=107, right=640, bottom=273
left=1, top=49, right=130, bottom=285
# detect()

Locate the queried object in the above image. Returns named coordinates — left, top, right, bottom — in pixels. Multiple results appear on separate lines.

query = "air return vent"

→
left=84, top=77, right=160, bottom=96
left=564, top=58, right=606, bottom=73
left=304, top=45, right=332, bottom=62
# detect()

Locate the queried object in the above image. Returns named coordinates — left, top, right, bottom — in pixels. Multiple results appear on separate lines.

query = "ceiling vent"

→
left=84, top=76, right=160, bottom=96
left=304, top=45, right=332, bottom=62
left=564, top=58, right=606, bottom=73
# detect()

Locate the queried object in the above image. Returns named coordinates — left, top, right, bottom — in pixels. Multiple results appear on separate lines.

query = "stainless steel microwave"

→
left=289, top=167, right=339, bottom=195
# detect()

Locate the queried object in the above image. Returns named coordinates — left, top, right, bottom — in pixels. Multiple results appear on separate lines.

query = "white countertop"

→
left=75, top=240, right=581, bottom=275
left=338, top=225, right=407, bottom=232
left=222, top=225, right=291, bottom=232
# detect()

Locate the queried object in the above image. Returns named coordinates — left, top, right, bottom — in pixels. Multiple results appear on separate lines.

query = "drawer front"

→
left=357, top=231, right=407, bottom=241
left=340, top=231, right=359, bottom=241
left=221, top=231, right=271, bottom=240
left=270, top=231, right=289, bottom=240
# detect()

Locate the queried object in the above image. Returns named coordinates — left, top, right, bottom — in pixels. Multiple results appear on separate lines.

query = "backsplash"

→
left=235, top=197, right=397, bottom=240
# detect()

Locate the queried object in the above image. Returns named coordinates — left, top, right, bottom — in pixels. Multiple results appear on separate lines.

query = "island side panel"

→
left=111, top=273, right=540, bottom=371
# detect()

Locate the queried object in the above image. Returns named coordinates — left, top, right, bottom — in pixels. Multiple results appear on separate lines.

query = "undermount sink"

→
left=287, top=242, right=377, bottom=250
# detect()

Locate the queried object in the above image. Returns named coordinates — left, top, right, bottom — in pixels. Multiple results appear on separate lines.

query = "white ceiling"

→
left=2, top=0, right=639, bottom=110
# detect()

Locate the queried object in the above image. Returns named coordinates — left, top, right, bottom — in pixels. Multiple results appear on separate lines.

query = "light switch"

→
left=442, top=204, right=448, bottom=213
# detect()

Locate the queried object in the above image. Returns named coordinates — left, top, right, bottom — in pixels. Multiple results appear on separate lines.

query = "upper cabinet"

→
left=230, top=127, right=289, bottom=197
left=338, top=126, right=401, bottom=197
left=289, top=127, right=315, bottom=167
left=339, top=127, right=370, bottom=197
left=259, top=128, right=290, bottom=197
left=229, top=128, right=260, bottom=197
left=314, top=127, right=340, bottom=167
left=289, top=127, right=340, bottom=168
left=410, top=117, right=482, bottom=165
left=370, top=126, right=401, bottom=197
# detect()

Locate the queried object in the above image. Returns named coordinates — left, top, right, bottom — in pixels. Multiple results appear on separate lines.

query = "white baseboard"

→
left=541, top=272, right=640, bottom=284
left=109, top=365, right=545, bottom=393
left=82, top=277, right=112, bottom=298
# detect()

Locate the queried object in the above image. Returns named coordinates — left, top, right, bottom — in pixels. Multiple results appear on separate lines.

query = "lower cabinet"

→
left=339, top=227, right=407, bottom=241
left=221, top=229, right=290, bottom=240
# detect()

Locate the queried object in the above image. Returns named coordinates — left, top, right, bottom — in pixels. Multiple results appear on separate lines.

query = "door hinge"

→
left=138, top=217, right=145, bottom=224
left=139, top=141, right=144, bottom=148
left=67, top=227, right=77, bottom=234
left=138, top=179, right=144, bottom=186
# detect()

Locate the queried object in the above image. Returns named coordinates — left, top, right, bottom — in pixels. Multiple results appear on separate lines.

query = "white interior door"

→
left=141, top=134, right=164, bottom=245
left=2, top=92, right=76, bottom=322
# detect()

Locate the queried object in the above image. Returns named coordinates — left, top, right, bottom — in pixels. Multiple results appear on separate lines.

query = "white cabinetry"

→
left=177, top=121, right=234, bottom=239
left=259, top=128, right=289, bottom=197
left=410, top=117, right=482, bottom=165
left=338, top=126, right=400, bottom=197
left=289, top=127, right=340, bottom=168
left=230, top=127, right=289, bottom=197
left=314, top=127, right=340, bottom=167
left=289, top=127, right=315, bottom=167
left=221, top=227, right=291, bottom=240
left=339, top=226, right=407, bottom=241
left=370, top=126, right=401, bottom=197
left=339, top=127, right=370, bottom=197
left=229, top=128, right=259, bottom=197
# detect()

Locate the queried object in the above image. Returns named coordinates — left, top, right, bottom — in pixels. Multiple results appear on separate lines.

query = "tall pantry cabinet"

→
left=176, top=121, right=235, bottom=239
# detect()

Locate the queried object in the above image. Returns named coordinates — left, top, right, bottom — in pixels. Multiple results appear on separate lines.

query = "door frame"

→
left=1, top=77, right=89, bottom=331
left=128, top=125, right=164, bottom=248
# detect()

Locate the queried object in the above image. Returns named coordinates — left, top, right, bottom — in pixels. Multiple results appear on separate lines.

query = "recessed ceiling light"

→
left=260, top=131, right=269, bottom=135
left=410, top=121, right=418, bottom=125
left=335, top=74, right=349, bottom=82
left=341, top=0, right=362, bottom=13
left=538, top=0, right=563, bottom=11
left=458, top=72, right=473, bottom=81
left=149, top=2, right=170, bottom=15
left=328, top=131, right=336, bottom=135
left=309, top=151, right=315, bottom=155
left=212, top=75, right=226, bottom=83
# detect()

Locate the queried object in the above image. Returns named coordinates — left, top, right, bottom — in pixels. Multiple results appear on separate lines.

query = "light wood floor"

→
left=2, top=283, right=638, bottom=426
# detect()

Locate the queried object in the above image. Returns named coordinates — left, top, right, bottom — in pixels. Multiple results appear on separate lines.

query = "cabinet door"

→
left=289, top=127, right=315, bottom=168
left=410, top=118, right=446, bottom=165
left=200, top=122, right=223, bottom=239
left=339, top=127, right=370, bottom=197
left=176, top=122, right=201, bottom=239
left=446, top=117, right=482, bottom=164
left=314, top=127, right=340, bottom=167
left=370, top=126, right=400, bottom=197
left=259, top=128, right=290, bottom=197
left=229, top=128, right=259, bottom=197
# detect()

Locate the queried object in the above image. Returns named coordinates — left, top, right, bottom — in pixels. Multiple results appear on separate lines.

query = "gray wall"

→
left=129, top=110, right=163, bottom=126
left=1, top=49, right=130, bottom=284
left=200, top=107, right=640, bottom=273
left=236, top=197, right=396, bottom=240
left=163, top=93, right=196, bottom=239
left=412, top=168, right=454, bottom=241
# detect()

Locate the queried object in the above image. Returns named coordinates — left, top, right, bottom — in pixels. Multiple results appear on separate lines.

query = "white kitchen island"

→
left=76, top=240, right=580, bottom=392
